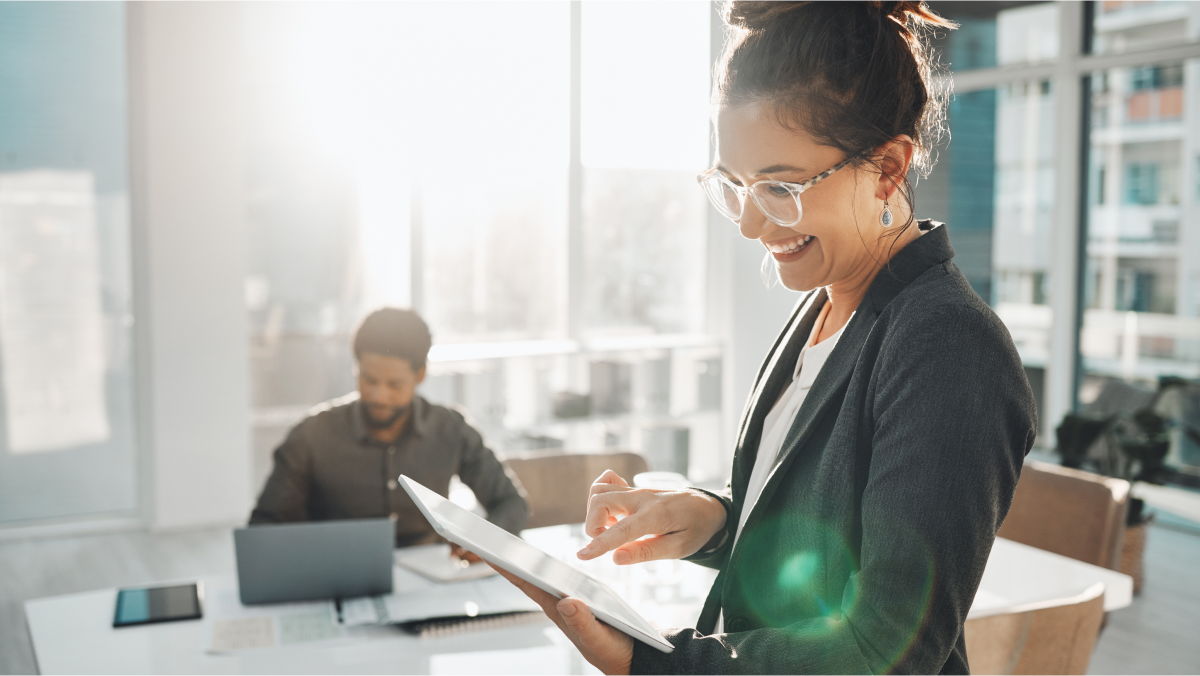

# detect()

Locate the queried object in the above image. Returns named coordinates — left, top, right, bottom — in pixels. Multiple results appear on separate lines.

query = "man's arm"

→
left=454, top=414, right=529, bottom=534
left=249, top=427, right=313, bottom=524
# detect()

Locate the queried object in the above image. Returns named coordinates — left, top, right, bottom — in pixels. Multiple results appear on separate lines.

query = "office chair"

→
left=997, top=460, right=1130, bottom=570
left=965, top=583, right=1106, bottom=675
left=505, top=450, right=650, bottom=529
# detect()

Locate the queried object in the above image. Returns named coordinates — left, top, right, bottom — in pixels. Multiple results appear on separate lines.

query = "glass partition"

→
left=0, top=3, right=138, bottom=526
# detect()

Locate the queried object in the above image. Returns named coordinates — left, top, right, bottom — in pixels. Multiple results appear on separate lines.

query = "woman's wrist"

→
left=689, top=490, right=729, bottom=551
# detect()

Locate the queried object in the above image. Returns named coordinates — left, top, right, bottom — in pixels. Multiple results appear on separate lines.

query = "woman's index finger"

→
left=582, top=489, right=644, bottom=538
left=591, top=469, right=630, bottom=488
left=588, top=482, right=633, bottom=499
left=577, top=511, right=656, bottom=560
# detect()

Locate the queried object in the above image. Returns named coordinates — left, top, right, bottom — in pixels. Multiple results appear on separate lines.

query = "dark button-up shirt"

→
left=249, top=393, right=528, bottom=547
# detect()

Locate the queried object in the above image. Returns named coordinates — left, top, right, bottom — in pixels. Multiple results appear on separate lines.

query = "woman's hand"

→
left=577, top=470, right=727, bottom=564
left=489, top=565, right=634, bottom=675
left=449, top=545, right=482, bottom=564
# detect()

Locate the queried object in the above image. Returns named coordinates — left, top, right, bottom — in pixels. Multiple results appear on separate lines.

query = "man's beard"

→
left=363, top=403, right=409, bottom=430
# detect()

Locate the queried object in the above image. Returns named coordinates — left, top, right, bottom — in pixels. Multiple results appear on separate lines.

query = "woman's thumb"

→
left=557, top=598, right=605, bottom=641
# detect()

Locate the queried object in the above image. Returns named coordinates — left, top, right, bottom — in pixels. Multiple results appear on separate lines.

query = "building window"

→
left=1126, top=163, right=1161, bottom=205
left=1130, top=64, right=1185, bottom=90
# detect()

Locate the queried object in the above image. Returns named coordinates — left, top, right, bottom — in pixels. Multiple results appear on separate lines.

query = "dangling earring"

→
left=880, top=198, right=894, bottom=228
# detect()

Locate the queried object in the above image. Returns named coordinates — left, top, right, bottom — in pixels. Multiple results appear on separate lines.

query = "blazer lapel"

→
left=730, top=289, right=827, bottom=507
left=737, top=302, right=879, bottom=537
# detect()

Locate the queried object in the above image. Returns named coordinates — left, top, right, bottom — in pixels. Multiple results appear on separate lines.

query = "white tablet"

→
left=399, top=475, right=675, bottom=653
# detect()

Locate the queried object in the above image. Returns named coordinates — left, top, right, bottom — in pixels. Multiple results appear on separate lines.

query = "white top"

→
left=717, top=302, right=850, bottom=633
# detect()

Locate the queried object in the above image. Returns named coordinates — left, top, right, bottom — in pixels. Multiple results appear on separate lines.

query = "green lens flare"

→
left=777, top=551, right=822, bottom=591
left=722, top=509, right=939, bottom=672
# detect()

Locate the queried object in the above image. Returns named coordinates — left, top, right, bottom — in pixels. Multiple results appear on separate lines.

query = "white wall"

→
left=710, top=221, right=800, bottom=470
left=129, top=2, right=253, bottom=530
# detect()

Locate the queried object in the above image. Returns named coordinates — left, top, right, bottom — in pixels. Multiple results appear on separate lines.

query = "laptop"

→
left=233, top=519, right=393, bottom=604
left=399, top=475, right=675, bottom=653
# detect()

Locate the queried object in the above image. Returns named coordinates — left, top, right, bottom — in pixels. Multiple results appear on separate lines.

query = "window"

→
left=1092, top=1, right=1195, bottom=55
left=1083, top=60, right=1198, bottom=397
left=580, top=2, right=711, bottom=336
left=0, top=3, right=138, bottom=525
left=1130, top=64, right=1184, bottom=90
left=1126, top=163, right=1161, bottom=204
left=927, top=2, right=1059, bottom=71
left=242, top=3, right=721, bottom=483
left=414, top=5, right=571, bottom=344
left=923, top=0, right=1200, bottom=474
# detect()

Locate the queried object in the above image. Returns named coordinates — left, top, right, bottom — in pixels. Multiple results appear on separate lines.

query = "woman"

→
left=497, top=2, right=1037, bottom=673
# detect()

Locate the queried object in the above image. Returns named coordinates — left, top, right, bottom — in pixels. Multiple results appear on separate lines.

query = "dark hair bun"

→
left=715, top=0, right=957, bottom=230
left=725, top=1, right=953, bottom=34
left=871, top=1, right=955, bottom=33
left=723, top=2, right=805, bottom=31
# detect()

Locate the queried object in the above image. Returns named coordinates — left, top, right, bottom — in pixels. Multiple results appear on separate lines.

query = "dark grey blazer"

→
left=631, top=221, right=1037, bottom=675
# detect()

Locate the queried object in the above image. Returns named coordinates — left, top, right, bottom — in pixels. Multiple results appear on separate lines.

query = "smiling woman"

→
left=497, top=3, right=1039, bottom=675
left=709, top=101, right=924, bottom=335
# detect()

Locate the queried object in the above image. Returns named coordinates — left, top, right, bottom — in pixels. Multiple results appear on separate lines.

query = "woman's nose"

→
left=737, top=200, right=770, bottom=241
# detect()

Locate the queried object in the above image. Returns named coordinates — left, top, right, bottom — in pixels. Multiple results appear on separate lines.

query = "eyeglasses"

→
left=696, top=156, right=855, bottom=227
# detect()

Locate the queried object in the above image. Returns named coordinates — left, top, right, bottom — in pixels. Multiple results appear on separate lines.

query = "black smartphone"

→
left=112, top=583, right=203, bottom=628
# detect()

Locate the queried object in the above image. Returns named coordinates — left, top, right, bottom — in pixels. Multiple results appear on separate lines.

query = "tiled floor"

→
left=1089, top=516, right=1200, bottom=675
left=2, top=519, right=1197, bottom=674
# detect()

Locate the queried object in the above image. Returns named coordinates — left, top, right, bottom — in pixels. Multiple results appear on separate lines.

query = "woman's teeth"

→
left=767, top=235, right=813, bottom=254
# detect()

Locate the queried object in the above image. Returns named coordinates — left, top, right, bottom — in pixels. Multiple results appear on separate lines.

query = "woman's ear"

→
left=875, top=135, right=915, bottom=201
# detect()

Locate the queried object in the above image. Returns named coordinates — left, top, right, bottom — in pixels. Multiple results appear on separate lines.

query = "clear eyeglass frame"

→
left=696, top=156, right=856, bottom=227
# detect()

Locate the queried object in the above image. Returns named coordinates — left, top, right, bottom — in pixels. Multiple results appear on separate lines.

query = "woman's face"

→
left=714, top=102, right=888, bottom=293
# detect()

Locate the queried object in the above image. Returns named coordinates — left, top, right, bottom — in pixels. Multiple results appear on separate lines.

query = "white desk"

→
left=969, top=537, right=1133, bottom=618
left=24, top=532, right=1132, bottom=675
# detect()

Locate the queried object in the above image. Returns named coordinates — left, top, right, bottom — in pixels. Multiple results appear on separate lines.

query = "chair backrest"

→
left=505, top=451, right=650, bottom=529
left=997, top=460, right=1130, bottom=570
left=965, top=583, right=1106, bottom=675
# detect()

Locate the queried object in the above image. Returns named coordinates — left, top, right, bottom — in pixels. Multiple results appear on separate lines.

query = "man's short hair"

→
left=352, top=307, right=432, bottom=371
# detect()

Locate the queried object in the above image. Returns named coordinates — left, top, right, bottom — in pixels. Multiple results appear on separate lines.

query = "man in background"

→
left=250, top=307, right=527, bottom=555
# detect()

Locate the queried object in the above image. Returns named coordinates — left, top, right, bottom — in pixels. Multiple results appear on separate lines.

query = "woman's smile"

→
left=764, top=232, right=815, bottom=262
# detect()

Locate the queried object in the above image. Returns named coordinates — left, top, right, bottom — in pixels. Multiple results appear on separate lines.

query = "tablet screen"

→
left=113, top=584, right=203, bottom=627
left=399, top=476, right=673, bottom=652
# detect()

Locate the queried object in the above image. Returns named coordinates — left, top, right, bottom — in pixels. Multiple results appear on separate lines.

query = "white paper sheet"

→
left=395, top=543, right=497, bottom=582
left=0, top=171, right=109, bottom=454
left=203, top=587, right=346, bottom=653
